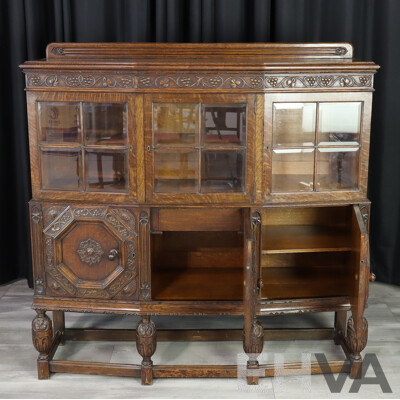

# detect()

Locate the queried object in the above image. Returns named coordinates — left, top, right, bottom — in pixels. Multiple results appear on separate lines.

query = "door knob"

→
left=108, top=249, right=119, bottom=261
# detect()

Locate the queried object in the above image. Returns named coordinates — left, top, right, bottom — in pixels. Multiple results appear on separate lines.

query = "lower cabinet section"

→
left=29, top=202, right=372, bottom=383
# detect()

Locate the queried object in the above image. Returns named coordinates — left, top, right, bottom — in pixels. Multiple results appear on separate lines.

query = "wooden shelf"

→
left=261, top=266, right=349, bottom=299
left=152, top=267, right=243, bottom=301
left=261, top=225, right=352, bottom=254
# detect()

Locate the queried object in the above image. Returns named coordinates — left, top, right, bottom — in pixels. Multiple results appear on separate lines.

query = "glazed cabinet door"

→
left=144, top=94, right=256, bottom=203
left=31, top=203, right=141, bottom=300
left=27, top=92, right=136, bottom=202
left=263, top=92, right=372, bottom=203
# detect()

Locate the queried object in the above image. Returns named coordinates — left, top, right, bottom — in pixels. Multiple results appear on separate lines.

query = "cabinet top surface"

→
left=20, top=42, right=379, bottom=72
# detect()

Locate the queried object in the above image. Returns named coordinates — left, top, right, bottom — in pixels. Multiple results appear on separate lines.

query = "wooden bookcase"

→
left=21, top=42, right=379, bottom=384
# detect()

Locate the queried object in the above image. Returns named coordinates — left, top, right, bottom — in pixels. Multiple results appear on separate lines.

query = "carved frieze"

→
left=25, top=71, right=374, bottom=91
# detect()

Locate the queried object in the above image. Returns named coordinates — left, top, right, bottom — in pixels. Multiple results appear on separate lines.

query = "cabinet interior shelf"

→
left=152, top=267, right=243, bottom=301
left=261, top=225, right=353, bottom=254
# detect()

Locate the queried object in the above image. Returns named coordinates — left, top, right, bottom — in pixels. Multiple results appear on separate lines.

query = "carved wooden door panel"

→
left=42, top=205, right=138, bottom=300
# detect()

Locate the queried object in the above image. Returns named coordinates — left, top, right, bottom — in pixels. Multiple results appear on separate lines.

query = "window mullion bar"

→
left=313, top=102, right=319, bottom=192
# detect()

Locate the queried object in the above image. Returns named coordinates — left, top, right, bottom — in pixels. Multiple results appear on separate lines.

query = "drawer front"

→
left=35, top=204, right=139, bottom=300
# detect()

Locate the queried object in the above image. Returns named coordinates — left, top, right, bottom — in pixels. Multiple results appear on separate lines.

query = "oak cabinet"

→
left=22, top=42, right=378, bottom=384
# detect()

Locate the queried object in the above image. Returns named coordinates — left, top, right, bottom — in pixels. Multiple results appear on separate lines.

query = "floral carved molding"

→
left=25, top=71, right=373, bottom=90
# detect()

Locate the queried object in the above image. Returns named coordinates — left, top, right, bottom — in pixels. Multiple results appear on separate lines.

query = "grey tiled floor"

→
left=0, top=279, right=399, bottom=398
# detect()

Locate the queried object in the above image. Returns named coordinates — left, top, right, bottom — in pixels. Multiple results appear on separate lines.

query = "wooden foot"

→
left=350, top=357, right=363, bottom=379
left=32, top=311, right=53, bottom=379
left=136, top=317, right=157, bottom=385
left=334, top=310, right=347, bottom=345
left=53, top=311, right=65, bottom=345
left=243, top=319, right=264, bottom=385
left=346, top=316, right=368, bottom=379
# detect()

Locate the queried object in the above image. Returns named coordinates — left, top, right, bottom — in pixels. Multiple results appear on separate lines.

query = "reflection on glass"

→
left=41, top=149, right=81, bottom=190
left=153, top=103, right=198, bottom=146
left=84, top=103, right=127, bottom=146
left=316, top=148, right=359, bottom=190
left=271, top=149, right=314, bottom=193
left=154, top=150, right=198, bottom=193
left=318, top=102, right=362, bottom=144
left=201, top=150, right=244, bottom=193
left=273, top=103, right=316, bottom=147
left=85, top=150, right=128, bottom=192
left=39, top=102, right=81, bottom=143
left=202, top=104, right=246, bottom=146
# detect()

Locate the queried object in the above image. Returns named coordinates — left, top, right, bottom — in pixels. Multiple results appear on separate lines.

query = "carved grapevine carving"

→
left=35, top=278, right=44, bottom=295
left=26, top=71, right=374, bottom=90
left=140, top=282, right=150, bottom=299
left=73, top=208, right=106, bottom=218
left=31, top=206, right=41, bottom=224
left=359, top=205, right=369, bottom=228
left=76, top=238, right=104, bottom=265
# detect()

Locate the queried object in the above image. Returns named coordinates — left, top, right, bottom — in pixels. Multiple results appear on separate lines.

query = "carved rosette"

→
left=346, top=317, right=368, bottom=359
left=136, top=318, right=157, bottom=365
left=32, top=311, right=53, bottom=359
left=76, top=238, right=104, bottom=265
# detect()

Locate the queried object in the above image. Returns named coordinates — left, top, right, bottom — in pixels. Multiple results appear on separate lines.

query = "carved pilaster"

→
left=139, top=210, right=151, bottom=301
left=32, top=311, right=53, bottom=379
left=30, top=203, right=45, bottom=295
left=136, top=317, right=157, bottom=385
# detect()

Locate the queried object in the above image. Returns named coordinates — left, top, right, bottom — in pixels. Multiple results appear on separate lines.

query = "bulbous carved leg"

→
left=243, top=319, right=264, bottom=385
left=32, top=311, right=53, bottom=379
left=346, top=316, right=368, bottom=379
left=136, top=317, right=157, bottom=385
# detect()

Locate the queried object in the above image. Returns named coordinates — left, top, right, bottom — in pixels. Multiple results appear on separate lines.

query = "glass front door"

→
left=38, top=100, right=129, bottom=194
left=146, top=94, right=255, bottom=202
left=264, top=92, right=370, bottom=202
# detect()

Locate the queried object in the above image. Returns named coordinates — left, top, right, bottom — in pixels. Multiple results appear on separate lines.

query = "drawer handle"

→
left=108, top=249, right=119, bottom=261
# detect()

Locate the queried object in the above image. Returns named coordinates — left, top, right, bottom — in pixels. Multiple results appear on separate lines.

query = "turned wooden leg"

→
left=243, top=319, right=264, bottom=385
left=32, top=311, right=53, bottom=379
left=136, top=316, right=157, bottom=385
left=53, top=311, right=65, bottom=345
left=346, top=315, right=368, bottom=379
left=334, top=310, right=347, bottom=345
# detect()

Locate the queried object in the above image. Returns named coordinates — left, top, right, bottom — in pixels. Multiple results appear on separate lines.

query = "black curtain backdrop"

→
left=1, top=0, right=399, bottom=287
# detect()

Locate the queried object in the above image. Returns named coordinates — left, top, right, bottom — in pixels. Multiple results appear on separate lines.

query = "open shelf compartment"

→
left=260, top=206, right=360, bottom=300
left=151, top=209, right=244, bottom=301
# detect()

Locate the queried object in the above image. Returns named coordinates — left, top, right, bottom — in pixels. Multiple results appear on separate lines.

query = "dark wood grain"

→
left=23, top=42, right=375, bottom=384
